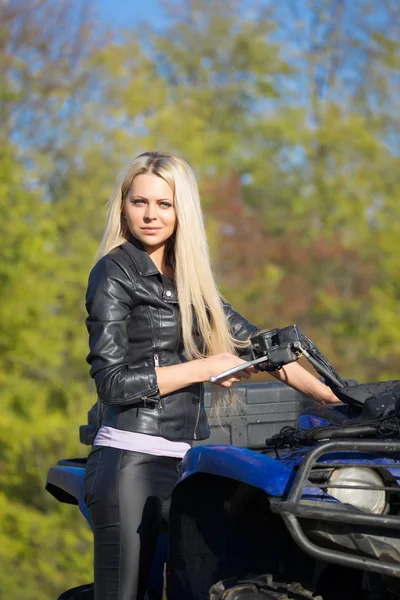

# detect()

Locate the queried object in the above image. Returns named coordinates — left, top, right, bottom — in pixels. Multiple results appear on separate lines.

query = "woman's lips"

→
left=141, top=227, right=161, bottom=235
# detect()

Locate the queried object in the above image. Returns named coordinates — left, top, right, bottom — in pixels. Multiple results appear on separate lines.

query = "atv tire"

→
left=209, top=575, right=323, bottom=600
left=57, top=583, right=94, bottom=600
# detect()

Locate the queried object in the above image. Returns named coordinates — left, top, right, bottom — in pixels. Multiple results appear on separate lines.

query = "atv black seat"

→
left=335, top=380, right=400, bottom=408
left=302, top=382, right=400, bottom=433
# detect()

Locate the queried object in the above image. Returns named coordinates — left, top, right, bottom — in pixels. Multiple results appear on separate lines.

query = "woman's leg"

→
left=84, top=447, right=179, bottom=600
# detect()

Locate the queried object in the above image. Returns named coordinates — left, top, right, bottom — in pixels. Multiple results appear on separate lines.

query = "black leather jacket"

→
left=85, top=235, right=259, bottom=441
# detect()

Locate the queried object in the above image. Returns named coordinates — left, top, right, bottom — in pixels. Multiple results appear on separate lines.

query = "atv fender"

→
left=178, top=445, right=293, bottom=496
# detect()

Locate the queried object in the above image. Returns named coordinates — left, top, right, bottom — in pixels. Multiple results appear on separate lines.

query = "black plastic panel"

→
left=193, top=382, right=316, bottom=449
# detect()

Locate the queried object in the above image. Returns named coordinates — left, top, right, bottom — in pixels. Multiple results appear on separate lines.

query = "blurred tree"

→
left=264, top=0, right=400, bottom=379
left=92, top=0, right=291, bottom=175
left=0, top=1, right=102, bottom=597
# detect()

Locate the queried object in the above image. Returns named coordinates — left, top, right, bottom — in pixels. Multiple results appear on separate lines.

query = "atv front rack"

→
left=270, top=440, right=400, bottom=578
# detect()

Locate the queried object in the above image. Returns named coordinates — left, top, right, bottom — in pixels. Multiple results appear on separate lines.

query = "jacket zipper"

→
left=139, top=354, right=160, bottom=407
left=139, top=387, right=159, bottom=406
left=154, top=353, right=163, bottom=410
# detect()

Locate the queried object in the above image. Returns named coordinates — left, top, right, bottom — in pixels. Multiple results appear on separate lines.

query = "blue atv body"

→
left=46, top=406, right=400, bottom=600
left=167, top=420, right=400, bottom=600
left=46, top=327, right=400, bottom=599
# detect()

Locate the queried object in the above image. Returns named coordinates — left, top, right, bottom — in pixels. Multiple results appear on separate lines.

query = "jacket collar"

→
left=121, top=234, right=160, bottom=277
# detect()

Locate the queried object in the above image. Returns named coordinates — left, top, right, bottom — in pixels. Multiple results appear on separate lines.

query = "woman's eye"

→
left=131, top=199, right=145, bottom=205
left=160, top=201, right=172, bottom=208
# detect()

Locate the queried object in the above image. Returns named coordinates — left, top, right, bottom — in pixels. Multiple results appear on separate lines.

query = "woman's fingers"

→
left=217, top=370, right=252, bottom=387
left=240, top=371, right=251, bottom=379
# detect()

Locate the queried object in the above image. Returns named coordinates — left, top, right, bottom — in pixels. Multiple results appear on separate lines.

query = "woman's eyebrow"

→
left=132, top=195, right=172, bottom=201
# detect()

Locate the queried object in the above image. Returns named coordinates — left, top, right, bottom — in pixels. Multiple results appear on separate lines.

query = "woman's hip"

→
left=84, top=446, right=180, bottom=512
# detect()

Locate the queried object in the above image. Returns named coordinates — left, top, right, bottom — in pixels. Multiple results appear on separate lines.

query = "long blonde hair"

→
left=97, top=152, right=249, bottom=405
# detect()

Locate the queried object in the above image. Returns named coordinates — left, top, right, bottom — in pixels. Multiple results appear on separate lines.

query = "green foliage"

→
left=0, top=493, right=92, bottom=600
left=1, top=0, right=400, bottom=597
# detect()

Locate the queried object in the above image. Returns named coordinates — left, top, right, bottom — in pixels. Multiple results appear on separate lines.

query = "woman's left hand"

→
left=317, top=387, right=343, bottom=405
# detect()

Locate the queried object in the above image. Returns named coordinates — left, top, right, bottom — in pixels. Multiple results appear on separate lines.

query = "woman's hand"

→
left=315, top=386, right=343, bottom=405
left=201, top=353, right=257, bottom=388
left=155, top=354, right=256, bottom=396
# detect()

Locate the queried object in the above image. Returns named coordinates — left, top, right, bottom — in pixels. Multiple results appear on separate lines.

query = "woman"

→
left=84, top=151, right=338, bottom=600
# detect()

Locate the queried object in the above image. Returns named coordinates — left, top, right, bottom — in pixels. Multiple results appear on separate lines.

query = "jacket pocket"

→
left=83, top=446, right=102, bottom=506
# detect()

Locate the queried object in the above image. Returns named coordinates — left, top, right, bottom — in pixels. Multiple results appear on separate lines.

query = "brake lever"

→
left=209, top=355, right=269, bottom=383
left=293, top=341, right=346, bottom=389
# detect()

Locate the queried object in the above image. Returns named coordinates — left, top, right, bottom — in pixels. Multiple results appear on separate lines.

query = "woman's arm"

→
left=86, top=256, right=160, bottom=405
left=155, top=353, right=254, bottom=396
left=269, top=362, right=340, bottom=404
left=155, top=357, right=340, bottom=402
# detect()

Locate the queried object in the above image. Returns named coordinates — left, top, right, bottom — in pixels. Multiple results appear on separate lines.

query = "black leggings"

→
left=84, top=446, right=180, bottom=600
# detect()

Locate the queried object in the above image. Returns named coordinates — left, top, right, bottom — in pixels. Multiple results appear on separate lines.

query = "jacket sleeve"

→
left=222, top=299, right=261, bottom=359
left=85, top=256, right=160, bottom=406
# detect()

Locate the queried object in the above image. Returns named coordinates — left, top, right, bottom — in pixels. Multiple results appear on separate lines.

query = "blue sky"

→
left=96, top=0, right=167, bottom=28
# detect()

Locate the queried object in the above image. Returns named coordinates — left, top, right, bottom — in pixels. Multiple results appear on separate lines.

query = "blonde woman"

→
left=84, top=151, right=338, bottom=600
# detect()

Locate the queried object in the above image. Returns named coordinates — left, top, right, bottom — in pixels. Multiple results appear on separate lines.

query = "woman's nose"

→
left=144, top=204, right=157, bottom=221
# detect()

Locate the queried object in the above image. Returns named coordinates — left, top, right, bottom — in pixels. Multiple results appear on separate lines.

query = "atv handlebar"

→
left=209, top=324, right=348, bottom=390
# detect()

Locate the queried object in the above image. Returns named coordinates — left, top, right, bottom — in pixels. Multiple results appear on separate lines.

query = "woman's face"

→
left=124, top=173, right=176, bottom=250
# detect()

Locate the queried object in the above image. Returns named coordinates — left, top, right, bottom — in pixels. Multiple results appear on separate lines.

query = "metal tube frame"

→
left=269, top=439, right=400, bottom=578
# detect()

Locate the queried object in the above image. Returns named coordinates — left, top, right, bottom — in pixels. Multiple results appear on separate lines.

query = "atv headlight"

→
left=327, top=467, right=386, bottom=514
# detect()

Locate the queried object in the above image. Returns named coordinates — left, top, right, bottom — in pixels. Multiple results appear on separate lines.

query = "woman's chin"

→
left=135, top=233, right=169, bottom=249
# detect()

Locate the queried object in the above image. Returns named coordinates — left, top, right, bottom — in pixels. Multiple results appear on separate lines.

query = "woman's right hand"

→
left=201, top=353, right=257, bottom=387
left=156, top=353, right=257, bottom=396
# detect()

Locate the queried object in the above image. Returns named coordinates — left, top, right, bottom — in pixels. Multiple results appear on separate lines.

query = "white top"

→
left=93, top=426, right=192, bottom=459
